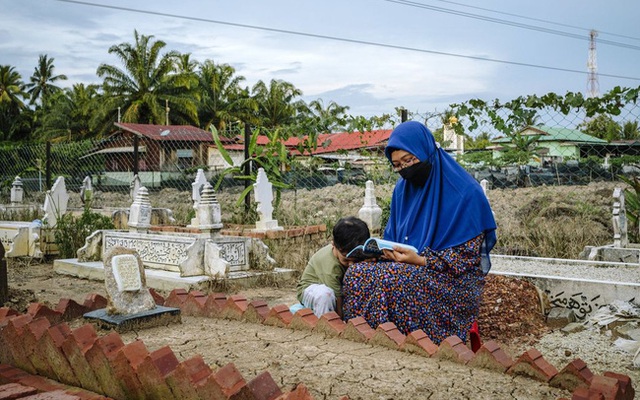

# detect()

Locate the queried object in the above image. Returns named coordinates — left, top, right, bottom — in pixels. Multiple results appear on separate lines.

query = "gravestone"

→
left=189, top=168, right=209, bottom=227
left=83, top=246, right=180, bottom=331
left=130, top=174, right=141, bottom=201
left=103, top=246, right=156, bottom=314
left=0, top=243, right=7, bottom=305
left=358, top=180, right=382, bottom=234
left=80, top=176, right=93, bottom=204
left=196, top=183, right=223, bottom=236
left=10, top=176, right=24, bottom=205
left=253, top=168, right=282, bottom=231
left=128, top=186, right=152, bottom=233
left=42, top=176, right=69, bottom=228
left=612, top=187, right=628, bottom=248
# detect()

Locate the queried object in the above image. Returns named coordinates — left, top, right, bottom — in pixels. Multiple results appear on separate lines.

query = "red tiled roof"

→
left=218, top=130, right=391, bottom=155
left=115, top=122, right=235, bottom=143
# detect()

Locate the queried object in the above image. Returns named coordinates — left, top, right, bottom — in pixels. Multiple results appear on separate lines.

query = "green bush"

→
left=53, top=206, right=115, bottom=258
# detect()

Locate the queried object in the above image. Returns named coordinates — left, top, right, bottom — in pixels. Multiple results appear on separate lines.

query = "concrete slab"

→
left=53, top=258, right=296, bottom=291
left=84, top=305, right=181, bottom=332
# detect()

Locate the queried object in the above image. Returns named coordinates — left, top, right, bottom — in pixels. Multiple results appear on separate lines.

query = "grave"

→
left=358, top=180, right=383, bottom=235
left=580, top=187, right=640, bottom=263
left=83, top=246, right=181, bottom=332
left=54, top=171, right=298, bottom=291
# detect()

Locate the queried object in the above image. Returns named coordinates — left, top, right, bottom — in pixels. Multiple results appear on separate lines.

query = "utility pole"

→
left=165, top=99, right=170, bottom=125
left=587, top=29, right=599, bottom=98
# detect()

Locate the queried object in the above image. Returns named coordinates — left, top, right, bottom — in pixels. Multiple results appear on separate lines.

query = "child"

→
left=295, top=216, right=370, bottom=318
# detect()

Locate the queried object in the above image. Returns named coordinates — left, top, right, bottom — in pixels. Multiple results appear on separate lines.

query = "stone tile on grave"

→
left=84, top=246, right=180, bottom=332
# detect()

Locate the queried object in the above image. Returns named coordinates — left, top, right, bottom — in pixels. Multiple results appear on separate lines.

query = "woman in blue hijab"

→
left=342, top=121, right=497, bottom=344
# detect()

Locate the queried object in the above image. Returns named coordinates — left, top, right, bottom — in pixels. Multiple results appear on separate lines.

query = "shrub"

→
left=53, top=206, right=114, bottom=258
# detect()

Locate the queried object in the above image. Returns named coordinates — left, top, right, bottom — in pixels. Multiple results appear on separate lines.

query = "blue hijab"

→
left=383, top=121, right=497, bottom=273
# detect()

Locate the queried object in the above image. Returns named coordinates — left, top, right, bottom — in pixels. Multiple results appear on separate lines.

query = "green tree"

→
left=36, top=83, right=101, bottom=142
left=26, top=54, right=67, bottom=109
left=251, top=79, right=305, bottom=130
left=578, top=114, right=621, bottom=142
left=0, top=65, right=30, bottom=140
left=499, top=131, right=543, bottom=165
left=197, top=60, right=254, bottom=132
left=95, top=30, right=199, bottom=133
left=466, top=131, right=493, bottom=150
left=307, top=98, right=349, bottom=133
left=621, top=120, right=640, bottom=140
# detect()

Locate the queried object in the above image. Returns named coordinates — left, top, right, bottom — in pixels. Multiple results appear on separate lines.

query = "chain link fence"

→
left=1, top=92, right=639, bottom=219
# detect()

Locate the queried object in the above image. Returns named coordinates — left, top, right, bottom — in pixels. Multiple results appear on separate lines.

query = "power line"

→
left=384, top=0, right=640, bottom=51
left=427, top=0, right=640, bottom=42
left=54, top=0, right=640, bottom=81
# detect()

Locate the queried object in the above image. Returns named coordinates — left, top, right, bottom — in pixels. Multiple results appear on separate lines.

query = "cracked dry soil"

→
left=3, top=260, right=611, bottom=400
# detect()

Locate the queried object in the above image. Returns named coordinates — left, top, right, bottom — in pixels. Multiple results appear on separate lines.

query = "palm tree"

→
left=0, top=65, right=30, bottom=140
left=251, top=79, right=305, bottom=130
left=26, top=54, right=67, bottom=108
left=307, top=98, right=349, bottom=133
left=621, top=120, right=640, bottom=140
left=95, top=30, right=198, bottom=133
left=36, top=83, right=101, bottom=142
left=197, top=60, right=254, bottom=133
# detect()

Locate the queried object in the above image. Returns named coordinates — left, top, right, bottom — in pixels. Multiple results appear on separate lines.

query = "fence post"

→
left=401, top=108, right=408, bottom=122
left=0, top=243, right=7, bottom=305
left=244, top=122, right=251, bottom=215
left=46, top=141, right=52, bottom=191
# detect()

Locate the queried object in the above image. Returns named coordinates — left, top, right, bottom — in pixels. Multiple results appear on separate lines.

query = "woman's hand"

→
left=382, top=247, right=424, bottom=266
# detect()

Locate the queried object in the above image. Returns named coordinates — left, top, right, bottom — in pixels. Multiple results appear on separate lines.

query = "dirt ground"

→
left=3, top=181, right=639, bottom=398
left=4, top=259, right=638, bottom=399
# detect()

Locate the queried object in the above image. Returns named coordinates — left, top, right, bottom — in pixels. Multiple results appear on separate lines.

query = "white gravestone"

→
left=42, top=176, right=69, bottom=228
left=613, top=187, right=628, bottom=248
left=253, top=168, right=282, bottom=231
left=80, top=176, right=93, bottom=204
left=196, top=183, right=223, bottom=234
left=128, top=186, right=152, bottom=232
left=358, top=180, right=382, bottom=234
left=130, top=174, right=142, bottom=201
left=103, top=246, right=156, bottom=315
left=112, top=254, right=143, bottom=292
left=10, top=176, right=24, bottom=205
left=189, top=169, right=209, bottom=227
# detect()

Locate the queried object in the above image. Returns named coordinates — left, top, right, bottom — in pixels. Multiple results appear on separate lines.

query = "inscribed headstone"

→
left=103, top=246, right=156, bottom=315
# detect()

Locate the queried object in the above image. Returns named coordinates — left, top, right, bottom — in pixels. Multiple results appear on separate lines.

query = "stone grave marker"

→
left=253, top=168, right=282, bottom=231
left=128, top=186, right=152, bottom=232
left=189, top=168, right=209, bottom=227
left=10, top=176, right=23, bottom=205
left=80, top=176, right=93, bottom=204
left=42, top=176, right=69, bottom=228
left=358, top=180, right=382, bottom=234
left=130, top=174, right=141, bottom=201
left=84, top=246, right=180, bottom=331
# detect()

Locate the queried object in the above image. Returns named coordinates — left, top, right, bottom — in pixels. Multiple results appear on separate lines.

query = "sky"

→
left=2, top=0, right=640, bottom=124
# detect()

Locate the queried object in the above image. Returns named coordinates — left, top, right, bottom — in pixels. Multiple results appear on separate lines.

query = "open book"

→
left=346, top=238, right=419, bottom=260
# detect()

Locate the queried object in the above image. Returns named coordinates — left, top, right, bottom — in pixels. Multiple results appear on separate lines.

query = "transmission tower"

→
left=587, top=29, right=599, bottom=98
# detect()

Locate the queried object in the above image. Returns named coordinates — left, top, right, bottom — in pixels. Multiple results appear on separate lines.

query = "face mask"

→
left=398, top=161, right=431, bottom=187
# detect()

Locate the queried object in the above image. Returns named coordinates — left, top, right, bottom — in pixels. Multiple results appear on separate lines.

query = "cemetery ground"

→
left=3, top=180, right=640, bottom=398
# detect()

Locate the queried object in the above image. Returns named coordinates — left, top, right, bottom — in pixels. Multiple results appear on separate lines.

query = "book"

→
left=346, top=238, right=419, bottom=260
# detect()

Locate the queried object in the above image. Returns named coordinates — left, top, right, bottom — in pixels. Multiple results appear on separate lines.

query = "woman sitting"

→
left=342, top=121, right=497, bottom=344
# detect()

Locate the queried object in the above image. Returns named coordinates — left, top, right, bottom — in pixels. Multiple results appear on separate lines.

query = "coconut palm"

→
left=95, top=30, right=198, bottom=133
left=251, top=79, right=305, bottom=130
left=621, top=120, right=640, bottom=140
left=26, top=54, right=67, bottom=108
left=197, top=60, right=254, bottom=133
left=0, top=65, right=31, bottom=140
left=307, top=98, right=349, bottom=133
left=36, top=83, right=101, bottom=142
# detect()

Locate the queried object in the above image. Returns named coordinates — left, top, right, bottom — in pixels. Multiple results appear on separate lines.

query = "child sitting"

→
left=294, top=216, right=370, bottom=318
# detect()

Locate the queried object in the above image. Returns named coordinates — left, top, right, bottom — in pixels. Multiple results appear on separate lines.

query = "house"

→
left=490, top=125, right=608, bottom=164
left=208, top=129, right=393, bottom=173
left=84, top=123, right=234, bottom=188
